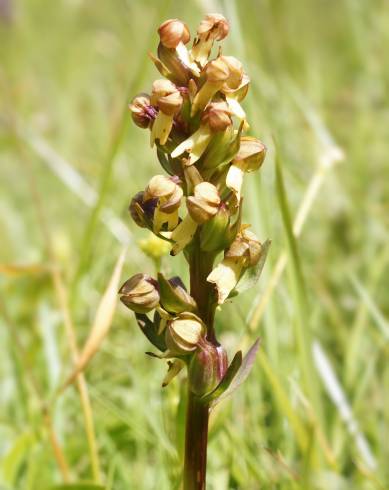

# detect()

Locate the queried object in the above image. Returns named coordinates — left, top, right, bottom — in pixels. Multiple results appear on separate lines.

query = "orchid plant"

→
left=119, top=14, right=269, bottom=489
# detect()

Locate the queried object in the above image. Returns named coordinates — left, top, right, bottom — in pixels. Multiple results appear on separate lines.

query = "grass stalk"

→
left=21, top=155, right=102, bottom=483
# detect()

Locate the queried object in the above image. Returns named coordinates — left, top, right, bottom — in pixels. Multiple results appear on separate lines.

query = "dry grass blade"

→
left=61, top=249, right=126, bottom=390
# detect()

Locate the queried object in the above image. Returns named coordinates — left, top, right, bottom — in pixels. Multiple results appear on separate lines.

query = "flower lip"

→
left=158, top=18, right=190, bottom=49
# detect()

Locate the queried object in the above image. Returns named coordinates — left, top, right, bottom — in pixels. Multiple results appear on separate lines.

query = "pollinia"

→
left=119, top=13, right=269, bottom=489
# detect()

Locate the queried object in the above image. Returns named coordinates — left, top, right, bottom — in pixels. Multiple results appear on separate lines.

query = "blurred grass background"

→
left=1, top=0, right=388, bottom=489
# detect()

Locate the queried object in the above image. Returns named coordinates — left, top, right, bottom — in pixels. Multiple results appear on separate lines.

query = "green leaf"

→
left=211, top=338, right=260, bottom=407
left=135, top=313, right=166, bottom=352
left=200, top=350, right=242, bottom=404
left=235, top=239, right=271, bottom=294
left=157, top=273, right=197, bottom=314
left=1, top=431, right=35, bottom=486
left=274, top=149, right=323, bottom=422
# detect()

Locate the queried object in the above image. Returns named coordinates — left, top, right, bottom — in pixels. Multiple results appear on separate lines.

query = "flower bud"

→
left=158, top=273, right=197, bottom=314
left=158, top=19, right=190, bottom=49
left=188, top=342, right=228, bottom=396
left=201, top=101, right=232, bottom=132
left=139, top=233, right=171, bottom=260
left=150, top=80, right=183, bottom=146
left=197, top=13, right=229, bottom=41
left=200, top=203, right=230, bottom=252
left=119, top=274, right=160, bottom=313
left=165, top=312, right=205, bottom=355
left=187, top=182, right=220, bottom=224
left=129, top=93, right=156, bottom=129
left=190, top=57, right=230, bottom=116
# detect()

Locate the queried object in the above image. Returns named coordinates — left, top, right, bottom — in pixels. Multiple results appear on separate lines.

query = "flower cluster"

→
left=120, top=14, right=267, bottom=395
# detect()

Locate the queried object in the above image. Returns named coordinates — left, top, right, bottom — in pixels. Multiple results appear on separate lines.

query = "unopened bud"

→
left=129, top=93, right=156, bottom=129
left=197, top=13, right=229, bottom=41
left=119, top=274, right=160, bottom=313
left=158, top=273, right=197, bottom=314
left=188, top=342, right=228, bottom=396
left=165, top=312, right=205, bottom=355
left=158, top=19, right=190, bottom=49
left=139, top=233, right=171, bottom=260
left=201, top=101, right=232, bottom=132
left=187, top=182, right=220, bottom=224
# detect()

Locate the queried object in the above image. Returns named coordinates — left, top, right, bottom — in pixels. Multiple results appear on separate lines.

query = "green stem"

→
left=184, top=234, right=216, bottom=489
left=189, top=238, right=217, bottom=343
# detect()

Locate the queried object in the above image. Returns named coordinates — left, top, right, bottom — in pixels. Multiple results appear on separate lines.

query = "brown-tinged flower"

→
left=150, top=80, right=183, bottom=146
left=207, top=227, right=263, bottom=304
left=226, top=137, right=266, bottom=203
left=186, top=182, right=220, bottom=224
left=191, top=14, right=230, bottom=66
left=219, top=56, right=244, bottom=91
left=165, top=312, right=205, bottom=355
left=201, top=101, right=232, bottom=132
left=158, top=19, right=190, bottom=49
left=119, top=273, right=160, bottom=313
left=190, top=57, right=230, bottom=116
left=129, top=93, right=157, bottom=129
left=197, top=13, right=229, bottom=41
left=144, top=175, right=183, bottom=233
